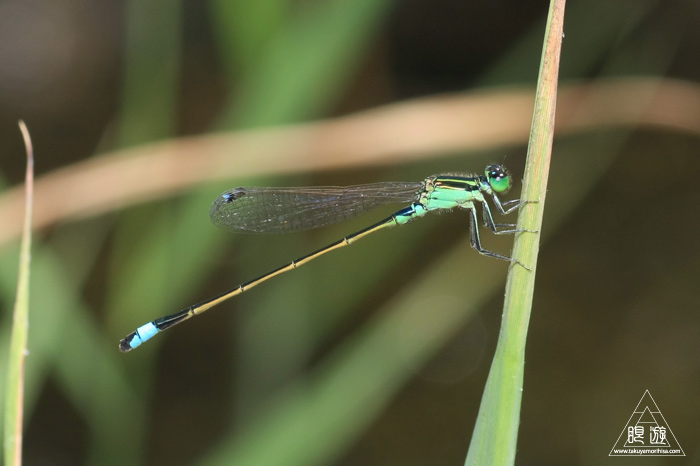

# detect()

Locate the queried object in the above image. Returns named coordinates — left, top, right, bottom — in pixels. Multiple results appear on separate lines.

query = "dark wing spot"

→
left=223, top=189, right=246, bottom=203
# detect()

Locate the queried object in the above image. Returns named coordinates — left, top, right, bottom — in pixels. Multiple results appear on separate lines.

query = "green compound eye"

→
left=485, top=164, right=512, bottom=193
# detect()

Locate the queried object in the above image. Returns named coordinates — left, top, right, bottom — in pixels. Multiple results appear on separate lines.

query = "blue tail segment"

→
left=119, top=323, right=158, bottom=352
left=120, top=307, right=194, bottom=352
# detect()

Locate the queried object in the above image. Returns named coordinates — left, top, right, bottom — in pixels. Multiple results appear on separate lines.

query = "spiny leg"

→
left=500, top=198, right=529, bottom=214
left=466, top=203, right=527, bottom=267
left=502, top=198, right=521, bottom=207
left=492, top=195, right=538, bottom=215
left=479, top=198, right=534, bottom=236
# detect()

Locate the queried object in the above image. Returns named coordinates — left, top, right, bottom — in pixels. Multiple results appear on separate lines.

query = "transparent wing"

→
left=209, top=182, right=423, bottom=233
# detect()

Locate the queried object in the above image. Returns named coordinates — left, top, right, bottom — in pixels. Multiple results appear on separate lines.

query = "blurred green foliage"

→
left=1, top=0, right=699, bottom=465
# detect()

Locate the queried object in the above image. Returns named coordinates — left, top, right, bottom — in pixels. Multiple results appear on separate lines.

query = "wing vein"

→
left=209, top=182, right=424, bottom=233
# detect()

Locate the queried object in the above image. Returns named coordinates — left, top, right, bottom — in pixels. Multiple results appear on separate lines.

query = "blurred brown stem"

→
left=1, top=77, right=699, bottom=249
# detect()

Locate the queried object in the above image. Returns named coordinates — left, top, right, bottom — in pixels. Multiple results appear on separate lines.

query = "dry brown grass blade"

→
left=0, top=77, right=699, bottom=249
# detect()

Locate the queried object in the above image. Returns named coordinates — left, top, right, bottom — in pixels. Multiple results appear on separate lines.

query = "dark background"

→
left=0, top=0, right=699, bottom=465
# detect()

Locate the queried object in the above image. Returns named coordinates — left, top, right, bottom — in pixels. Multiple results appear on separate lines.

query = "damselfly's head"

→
left=485, top=164, right=512, bottom=194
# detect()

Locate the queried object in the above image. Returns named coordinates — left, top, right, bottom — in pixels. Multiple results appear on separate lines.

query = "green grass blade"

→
left=117, top=0, right=181, bottom=147
left=3, top=122, right=34, bottom=466
left=212, top=0, right=396, bottom=128
left=465, top=0, right=566, bottom=464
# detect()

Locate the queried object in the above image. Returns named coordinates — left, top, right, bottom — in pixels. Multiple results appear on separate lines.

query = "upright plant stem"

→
left=4, top=122, right=34, bottom=466
left=465, top=0, right=566, bottom=464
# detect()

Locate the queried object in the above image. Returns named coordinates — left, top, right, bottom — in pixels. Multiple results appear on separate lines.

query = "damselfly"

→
left=119, top=164, right=532, bottom=352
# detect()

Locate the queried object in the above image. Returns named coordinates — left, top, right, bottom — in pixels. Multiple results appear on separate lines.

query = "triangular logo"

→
left=609, top=390, right=684, bottom=456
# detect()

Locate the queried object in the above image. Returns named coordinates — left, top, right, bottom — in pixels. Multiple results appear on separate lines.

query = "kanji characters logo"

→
left=609, top=390, right=684, bottom=456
